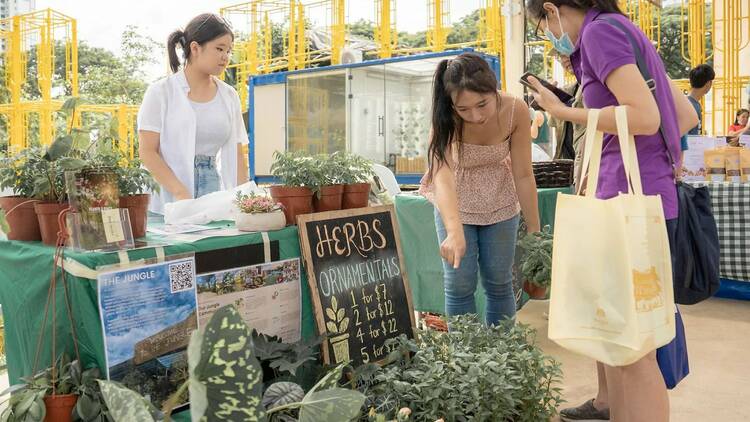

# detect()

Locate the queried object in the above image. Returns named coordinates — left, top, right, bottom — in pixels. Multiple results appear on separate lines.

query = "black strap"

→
left=599, top=17, right=677, bottom=171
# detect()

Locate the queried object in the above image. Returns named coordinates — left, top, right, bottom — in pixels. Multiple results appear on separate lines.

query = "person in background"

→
left=138, top=13, right=249, bottom=214
left=728, top=108, right=749, bottom=137
left=548, top=53, right=587, bottom=188
left=679, top=64, right=715, bottom=155
left=419, top=53, right=541, bottom=327
left=525, top=0, right=699, bottom=420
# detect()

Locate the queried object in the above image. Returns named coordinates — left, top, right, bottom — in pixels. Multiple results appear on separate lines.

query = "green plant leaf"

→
left=97, top=380, right=156, bottom=422
left=261, top=382, right=305, bottom=410
left=188, top=330, right=208, bottom=422
left=308, top=362, right=347, bottom=394
left=60, top=97, right=84, bottom=115
left=0, top=210, right=9, bottom=236
left=76, top=392, right=101, bottom=420
left=71, top=128, right=91, bottom=151
left=45, top=135, right=73, bottom=161
left=298, top=388, right=366, bottom=422
left=192, top=305, right=266, bottom=422
left=57, top=157, right=87, bottom=171
left=269, top=356, right=316, bottom=377
left=109, top=117, right=121, bottom=142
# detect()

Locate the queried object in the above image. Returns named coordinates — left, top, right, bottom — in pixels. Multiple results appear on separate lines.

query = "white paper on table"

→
left=682, top=136, right=724, bottom=182
left=148, top=224, right=212, bottom=236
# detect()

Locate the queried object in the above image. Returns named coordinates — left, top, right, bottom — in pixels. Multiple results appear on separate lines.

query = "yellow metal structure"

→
left=478, top=0, right=507, bottom=89
left=374, top=0, right=397, bottom=58
left=622, top=0, right=661, bottom=50
left=681, top=0, right=709, bottom=67
left=426, top=0, right=450, bottom=53
left=78, top=104, right=140, bottom=158
left=0, top=9, right=78, bottom=152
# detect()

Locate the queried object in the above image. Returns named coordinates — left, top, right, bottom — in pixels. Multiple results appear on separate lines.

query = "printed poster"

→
left=196, top=258, right=302, bottom=343
left=682, top=136, right=723, bottom=181
left=98, top=256, right=198, bottom=409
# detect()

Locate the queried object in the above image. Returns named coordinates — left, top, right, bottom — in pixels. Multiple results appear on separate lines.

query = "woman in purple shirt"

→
left=525, top=1, right=699, bottom=421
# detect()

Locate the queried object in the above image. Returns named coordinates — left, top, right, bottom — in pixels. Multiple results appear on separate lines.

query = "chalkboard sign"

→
left=298, top=205, right=415, bottom=366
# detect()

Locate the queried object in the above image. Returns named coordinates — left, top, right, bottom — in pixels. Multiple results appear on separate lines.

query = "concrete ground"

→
left=517, top=297, right=750, bottom=422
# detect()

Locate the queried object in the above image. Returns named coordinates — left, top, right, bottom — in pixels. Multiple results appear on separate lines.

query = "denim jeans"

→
left=435, top=210, right=520, bottom=326
left=194, top=155, right=220, bottom=198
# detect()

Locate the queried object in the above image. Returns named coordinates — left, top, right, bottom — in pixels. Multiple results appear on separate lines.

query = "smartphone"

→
left=519, top=72, right=574, bottom=106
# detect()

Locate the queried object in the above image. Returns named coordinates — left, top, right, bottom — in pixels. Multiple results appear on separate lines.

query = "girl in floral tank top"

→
left=419, top=52, right=540, bottom=326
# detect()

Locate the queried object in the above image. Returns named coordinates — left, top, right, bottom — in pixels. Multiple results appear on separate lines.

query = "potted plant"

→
left=269, top=151, right=321, bottom=225
left=334, top=152, right=374, bottom=209
left=0, top=147, right=49, bottom=241
left=313, top=154, right=344, bottom=212
left=518, top=226, right=554, bottom=300
left=233, top=191, right=286, bottom=232
left=0, top=355, right=87, bottom=422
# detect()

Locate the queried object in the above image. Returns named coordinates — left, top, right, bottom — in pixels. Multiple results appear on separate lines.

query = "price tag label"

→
left=101, top=208, right=125, bottom=243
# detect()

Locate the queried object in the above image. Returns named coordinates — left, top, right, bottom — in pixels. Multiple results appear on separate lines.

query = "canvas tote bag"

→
left=548, top=107, right=676, bottom=367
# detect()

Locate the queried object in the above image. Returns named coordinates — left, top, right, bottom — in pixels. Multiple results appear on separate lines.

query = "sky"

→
left=37, top=0, right=480, bottom=81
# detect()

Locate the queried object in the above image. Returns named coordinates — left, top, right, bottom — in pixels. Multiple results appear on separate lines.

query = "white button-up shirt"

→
left=137, top=70, right=248, bottom=213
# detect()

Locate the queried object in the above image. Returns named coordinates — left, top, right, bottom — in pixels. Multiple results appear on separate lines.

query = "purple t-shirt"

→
left=571, top=9, right=679, bottom=219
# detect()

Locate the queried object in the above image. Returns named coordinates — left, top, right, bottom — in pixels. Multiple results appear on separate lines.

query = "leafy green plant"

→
left=270, top=151, right=325, bottom=189
left=96, top=305, right=365, bottom=422
left=330, top=152, right=375, bottom=185
left=355, top=315, right=563, bottom=422
left=518, top=225, right=554, bottom=288
left=92, top=152, right=158, bottom=197
left=0, top=355, right=101, bottom=422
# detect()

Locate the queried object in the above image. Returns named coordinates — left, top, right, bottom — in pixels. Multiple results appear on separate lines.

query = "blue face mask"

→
left=544, top=13, right=575, bottom=56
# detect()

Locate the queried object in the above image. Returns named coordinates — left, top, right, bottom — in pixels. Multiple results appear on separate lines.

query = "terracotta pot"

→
left=524, top=280, right=549, bottom=300
left=119, top=194, right=150, bottom=238
left=342, top=183, right=370, bottom=209
left=235, top=210, right=286, bottom=232
left=44, top=394, right=78, bottom=422
left=0, top=196, right=42, bottom=241
left=313, top=185, right=344, bottom=212
left=34, top=202, right=69, bottom=246
left=269, top=186, right=313, bottom=226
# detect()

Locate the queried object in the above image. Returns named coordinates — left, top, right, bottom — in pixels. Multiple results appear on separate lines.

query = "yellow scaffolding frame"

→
left=374, top=0, right=398, bottom=58
left=426, top=0, right=450, bottom=53
left=0, top=8, right=78, bottom=152
left=621, top=0, right=661, bottom=50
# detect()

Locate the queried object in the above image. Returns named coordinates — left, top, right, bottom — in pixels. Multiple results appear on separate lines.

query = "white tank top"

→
left=190, top=93, right=231, bottom=157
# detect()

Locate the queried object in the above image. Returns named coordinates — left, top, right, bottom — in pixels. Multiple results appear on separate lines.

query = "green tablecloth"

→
left=0, top=225, right=316, bottom=389
left=393, top=186, right=570, bottom=314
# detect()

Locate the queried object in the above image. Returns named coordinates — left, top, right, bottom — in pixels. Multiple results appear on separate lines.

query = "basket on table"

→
left=532, top=159, right=574, bottom=188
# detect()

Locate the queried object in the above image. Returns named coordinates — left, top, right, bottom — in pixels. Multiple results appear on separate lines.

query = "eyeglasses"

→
left=533, top=14, right=546, bottom=38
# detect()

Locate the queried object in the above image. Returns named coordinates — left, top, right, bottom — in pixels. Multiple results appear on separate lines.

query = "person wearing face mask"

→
left=525, top=1, right=699, bottom=421
left=138, top=13, right=249, bottom=214
left=419, top=53, right=540, bottom=327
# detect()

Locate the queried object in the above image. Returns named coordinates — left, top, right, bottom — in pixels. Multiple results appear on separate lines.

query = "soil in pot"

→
left=35, top=202, right=69, bottom=246
left=119, top=194, right=150, bottom=238
left=44, top=393, right=78, bottom=422
left=0, top=197, right=42, bottom=241
left=524, top=281, right=549, bottom=300
left=313, top=185, right=344, bottom=212
left=342, top=183, right=370, bottom=209
left=269, top=186, right=313, bottom=225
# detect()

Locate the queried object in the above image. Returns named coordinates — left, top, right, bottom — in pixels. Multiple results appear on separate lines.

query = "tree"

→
left=658, top=5, right=713, bottom=80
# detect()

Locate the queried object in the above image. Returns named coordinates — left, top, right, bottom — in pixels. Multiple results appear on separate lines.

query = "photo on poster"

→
left=196, top=258, right=302, bottom=343
left=97, top=256, right=198, bottom=409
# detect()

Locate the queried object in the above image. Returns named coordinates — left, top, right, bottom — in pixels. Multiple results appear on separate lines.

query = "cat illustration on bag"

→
left=632, top=266, right=664, bottom=312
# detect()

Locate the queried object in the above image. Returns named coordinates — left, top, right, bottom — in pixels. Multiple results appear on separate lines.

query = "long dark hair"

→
left=167, top=13, right=233, bottom=73
left=525, top=0, right=623, bottom=20
left=428, top=52, right=498, bottom=173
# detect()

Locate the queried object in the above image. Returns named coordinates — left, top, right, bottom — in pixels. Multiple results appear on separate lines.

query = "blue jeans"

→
left=435, top=210, right=520, bottom=326
left=194, top=155, right=220, bottom=198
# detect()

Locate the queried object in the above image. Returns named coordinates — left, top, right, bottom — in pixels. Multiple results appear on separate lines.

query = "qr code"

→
left=168, top=260, right=195, bottom=293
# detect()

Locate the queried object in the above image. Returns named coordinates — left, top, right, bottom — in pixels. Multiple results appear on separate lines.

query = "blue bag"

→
left=657, top=306, right=690, bottom=389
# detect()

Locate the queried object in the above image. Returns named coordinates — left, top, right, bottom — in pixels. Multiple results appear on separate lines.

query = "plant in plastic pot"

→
left=332, top=152, right=374, bottom=209
left=0, top=355, right=89, bottom=422
left=518, top=226, right=554, bottom=300
left=233, top=191, right=286, bottom=232
left=269, top=151, right=321, bottom=225
left=313, top=154, right=345, bottom=212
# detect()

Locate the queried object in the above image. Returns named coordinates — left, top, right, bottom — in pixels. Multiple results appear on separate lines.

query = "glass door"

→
left=287, top=70, right=347, bottom=155
left=347, top=65, right=386, bottom=165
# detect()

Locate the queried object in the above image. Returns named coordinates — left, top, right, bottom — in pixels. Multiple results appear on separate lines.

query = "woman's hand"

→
left=173, top=187, right=192, bottom=201
left=440, top=231, right=466, bottom=269
left=528, top=76, right=566, bottom=118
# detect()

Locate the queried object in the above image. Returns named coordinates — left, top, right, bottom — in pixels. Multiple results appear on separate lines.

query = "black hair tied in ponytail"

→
left=525, top=0, right=623, bottom=20
left=427, top=52, right=498, bottom=181
left=166, top=13, right=234, bottom=73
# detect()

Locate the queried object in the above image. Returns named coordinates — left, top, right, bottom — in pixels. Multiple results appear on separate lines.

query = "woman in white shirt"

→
left=138, top=13, right=249, bottom=213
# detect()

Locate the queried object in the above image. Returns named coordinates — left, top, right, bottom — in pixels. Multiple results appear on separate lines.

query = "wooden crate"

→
left=396, top=156, right=427, bottom=174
